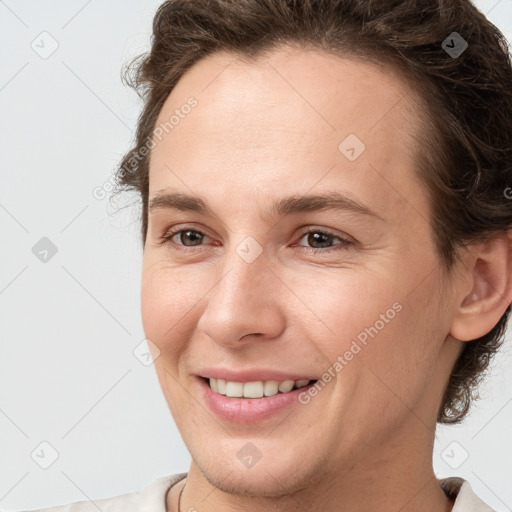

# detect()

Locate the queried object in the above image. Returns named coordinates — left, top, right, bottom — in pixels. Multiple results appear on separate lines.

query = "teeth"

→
left=217, top=378, right=226, bottom=395
left=264, top=380, right=279, bottom=397
left=225, top=381, right=243, bottom=397
left=278, top=380, right=294, bottom=393
left=207, top=378, right=313, bottom=398
left=244, top=381, right=264, bottom=398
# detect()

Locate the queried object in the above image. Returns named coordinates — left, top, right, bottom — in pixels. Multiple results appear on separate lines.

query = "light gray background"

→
left=1, top=0, right=511, bottom=510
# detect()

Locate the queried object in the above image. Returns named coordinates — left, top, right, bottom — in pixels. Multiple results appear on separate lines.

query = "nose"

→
left=195, top=241, right=286, bottom=348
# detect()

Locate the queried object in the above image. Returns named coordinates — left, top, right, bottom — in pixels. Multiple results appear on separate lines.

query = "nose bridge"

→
left=197, top=235, right=284, bottom=344
left=215, top=235, right=270, bottom=307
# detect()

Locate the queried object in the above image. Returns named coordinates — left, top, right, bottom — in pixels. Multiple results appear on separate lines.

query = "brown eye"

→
left=160, top=227, right=212, bottom=250
left=174, top=229, right=205, bottom=246
left=296, top=229, right=353, bottom=253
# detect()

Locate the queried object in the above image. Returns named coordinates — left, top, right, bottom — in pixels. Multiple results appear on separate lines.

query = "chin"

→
left=192, top=443, right=327, bottom=499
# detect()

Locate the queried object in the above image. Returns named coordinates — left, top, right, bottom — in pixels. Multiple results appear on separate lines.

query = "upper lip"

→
left=197, top=367, right=318, bottom=383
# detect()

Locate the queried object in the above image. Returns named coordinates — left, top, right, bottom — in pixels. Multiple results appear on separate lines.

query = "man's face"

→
left=141, top=46, right=459, bottom=495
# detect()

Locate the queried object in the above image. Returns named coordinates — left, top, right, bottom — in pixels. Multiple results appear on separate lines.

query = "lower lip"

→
left=197, top=377, right=317, bottom=423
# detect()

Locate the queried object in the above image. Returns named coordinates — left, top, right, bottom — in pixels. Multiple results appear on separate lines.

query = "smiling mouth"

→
left=200, top=376, right=318, bottom=398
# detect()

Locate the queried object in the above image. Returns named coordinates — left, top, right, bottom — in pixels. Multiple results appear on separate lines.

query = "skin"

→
left=139, top=45, right=512, bottom=512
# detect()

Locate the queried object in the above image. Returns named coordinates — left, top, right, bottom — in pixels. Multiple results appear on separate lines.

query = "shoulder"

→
left=439, top=476, right=496, bottom=512
left=20, top=472, right=187, bottom=512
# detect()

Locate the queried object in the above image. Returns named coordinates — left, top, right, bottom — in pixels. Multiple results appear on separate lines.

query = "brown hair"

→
left=113, top=0, right=512, bottom=424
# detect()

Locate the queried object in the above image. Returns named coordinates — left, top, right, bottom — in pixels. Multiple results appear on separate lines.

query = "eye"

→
left=158, top=226, right=353, bottom=254
left=296, top=228, right=354, bottom=253
left=159, top=227, right=212, bottom=250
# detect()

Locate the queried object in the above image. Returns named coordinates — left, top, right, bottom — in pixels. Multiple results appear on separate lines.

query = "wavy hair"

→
left=113, top=0, right=512, bottom=424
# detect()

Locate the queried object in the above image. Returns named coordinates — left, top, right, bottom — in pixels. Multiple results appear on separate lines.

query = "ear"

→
left=449, top=230, right=512, bottom=342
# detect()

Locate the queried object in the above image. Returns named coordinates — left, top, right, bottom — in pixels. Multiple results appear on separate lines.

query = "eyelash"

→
left=158, top=226, right=354, bottom=254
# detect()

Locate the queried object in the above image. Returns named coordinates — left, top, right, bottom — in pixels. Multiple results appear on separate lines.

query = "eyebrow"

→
left=148, top=191, right=385, bottom=221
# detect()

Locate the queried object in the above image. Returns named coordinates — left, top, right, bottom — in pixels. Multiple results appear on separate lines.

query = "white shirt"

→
left=20, top=474, right=496, bottom=511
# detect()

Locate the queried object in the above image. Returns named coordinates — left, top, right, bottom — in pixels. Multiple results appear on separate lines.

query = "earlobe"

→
left=449, top=231, right=512, bottom=342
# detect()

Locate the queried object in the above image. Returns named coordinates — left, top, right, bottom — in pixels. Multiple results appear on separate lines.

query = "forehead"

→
left=148, top=46, right=429, bottom=223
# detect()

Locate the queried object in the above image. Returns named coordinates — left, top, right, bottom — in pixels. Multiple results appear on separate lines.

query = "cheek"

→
left=334, top=277, right=447, bottom=422
left=295, top=271, right=401, bottom=357
left=140, top=262, right=206, bottom=353
left=302, top=266, right=443, bottom=396
left=140, top=263, right=208, bottom=416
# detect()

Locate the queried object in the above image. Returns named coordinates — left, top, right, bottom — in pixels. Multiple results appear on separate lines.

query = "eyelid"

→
left=160, top=225, right=350, bottom=243
left=295, top=225, right=354, bottom=243
left=159, top=223, right=355, bottom=255
left=159, top=224, right=213, bottom=247
left=293, top=228, right=355, bottom=254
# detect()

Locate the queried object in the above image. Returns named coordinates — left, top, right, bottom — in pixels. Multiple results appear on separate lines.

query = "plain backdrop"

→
left=1, top=0, right=511, bottom=510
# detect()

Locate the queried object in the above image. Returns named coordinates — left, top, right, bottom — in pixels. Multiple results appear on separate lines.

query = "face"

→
left=141, top=46, right=461, bottom=497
